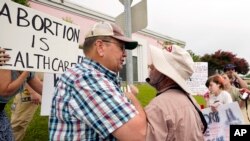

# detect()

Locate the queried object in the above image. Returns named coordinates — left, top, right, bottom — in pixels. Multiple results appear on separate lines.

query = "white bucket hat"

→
left=149, top=45, right=194, bottom=94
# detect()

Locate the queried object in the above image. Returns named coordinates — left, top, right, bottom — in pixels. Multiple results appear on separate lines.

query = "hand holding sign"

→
left=0, top=0, right=80, bottom=73
left=0, top=47, right=10, bottom=65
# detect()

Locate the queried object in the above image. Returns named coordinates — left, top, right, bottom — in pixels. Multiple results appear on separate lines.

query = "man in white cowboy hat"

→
left=145, top=45, right=206, bottom=141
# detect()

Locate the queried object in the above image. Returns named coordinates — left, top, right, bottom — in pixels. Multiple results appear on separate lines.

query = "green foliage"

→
left=12, top=0, right=30, bottom=7
left=22, top=108, right=48, bottom=141
left=136, top=83, right=157, bottom=107
left=5, top=84, right=204, bottom=139
left=4, top=84, right=156, bottom=140
left=193, top=95, right=207, bottom=108
left=200, top=50, right=249, bottom=76
left=246, top=73, right=250, bottom=78
left=5, top=100, right=49, bottom=141
left=187, top=50, right=201, bottom=62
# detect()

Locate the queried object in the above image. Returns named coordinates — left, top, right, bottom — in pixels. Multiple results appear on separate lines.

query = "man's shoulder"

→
left=62, top=63, right=105, bottom=81
left=150, top=89, right=187, bottom=106
left=146, top=90, right=193, bottom=116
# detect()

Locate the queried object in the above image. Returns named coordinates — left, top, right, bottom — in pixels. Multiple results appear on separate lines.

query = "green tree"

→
left=187, top=50, right=201, bottom=62
left=12, top=0, right=30, bottom=7
left=246, top=73, right=250, bottom=78
left=200, top=50, right=249, bottom=76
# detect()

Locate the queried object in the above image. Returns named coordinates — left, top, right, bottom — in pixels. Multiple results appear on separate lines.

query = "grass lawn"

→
left=5, top=101, right=49, bottom=141
left=5, top=83, right=205, bottom=140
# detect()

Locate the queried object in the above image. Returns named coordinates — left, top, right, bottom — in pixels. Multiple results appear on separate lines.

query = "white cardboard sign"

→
left=202, top=102, right=245, bottom=141
left=41, top=51, right=84, bottom=116
left=186, top=62, right=208, bottom=95
left=0, top=0, right=80, bottom=73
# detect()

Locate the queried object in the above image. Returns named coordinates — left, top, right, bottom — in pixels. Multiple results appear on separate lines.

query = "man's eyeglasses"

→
left=101, top=40, right=125, bottom=52
left=225, top=68, right=235, bottom=71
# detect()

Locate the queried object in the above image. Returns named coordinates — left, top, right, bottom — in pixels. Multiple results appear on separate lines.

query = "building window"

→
left=133, top=56, right=138, bottom=81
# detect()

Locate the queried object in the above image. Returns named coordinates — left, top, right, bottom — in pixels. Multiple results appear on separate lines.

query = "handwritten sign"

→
left=186, top=62, right=208, bottom=95
left=40, top=73, right=59, bottom=116
left=0, top=0, right=80, bottom=73
left=202, top=102, right=245, bottom=141
left=41, top=52, right=84, bottom=116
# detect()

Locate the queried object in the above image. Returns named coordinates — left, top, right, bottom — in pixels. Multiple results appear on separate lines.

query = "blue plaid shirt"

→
left=49, top=58, right=137, bottom=141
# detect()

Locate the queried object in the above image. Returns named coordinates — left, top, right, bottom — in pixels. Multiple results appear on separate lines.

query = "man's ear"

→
left=95, top=40, right=105, bottom=57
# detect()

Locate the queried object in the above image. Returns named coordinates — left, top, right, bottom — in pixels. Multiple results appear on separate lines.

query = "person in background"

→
left=145, top=45, right=206, bottom=141
left=205, top=74, right=233, bottom=112
left=222, top=73, right=250, bottom=124
left=0, top=47, right=43, bottom=141
left=222, top=73, right=243, bottom=105
left=223, top=63, right=248, bottom=88
left=10, top=72, right=43, bottom=141
left=49, top=22, right=147, bottom=141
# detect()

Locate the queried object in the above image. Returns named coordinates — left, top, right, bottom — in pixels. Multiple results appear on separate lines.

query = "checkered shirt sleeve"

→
left=49, top=59, right=138, bottom=140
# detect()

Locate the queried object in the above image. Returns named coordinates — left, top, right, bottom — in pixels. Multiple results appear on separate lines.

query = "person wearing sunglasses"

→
left=223, top=64, right=248, bottom=88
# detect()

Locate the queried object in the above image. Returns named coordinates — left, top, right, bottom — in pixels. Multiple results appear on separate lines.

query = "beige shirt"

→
left=145, top=89, right=204, bottom=141
left=226, top=86, right=250, bottom=124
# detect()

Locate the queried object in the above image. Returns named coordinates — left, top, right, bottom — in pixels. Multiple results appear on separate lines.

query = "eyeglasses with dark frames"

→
left=101, top=40, right=125, bottom=52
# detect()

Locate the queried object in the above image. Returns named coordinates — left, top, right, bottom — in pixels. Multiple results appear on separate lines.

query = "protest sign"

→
left=41, top=51, right=84, bottom=116
left=41, top=73, right=59, bottom=116
left=202, top=102, right=245, bottom=141
left=186, top=62, right=208, bottom=95
left=0, top=0, right=80, bottom=73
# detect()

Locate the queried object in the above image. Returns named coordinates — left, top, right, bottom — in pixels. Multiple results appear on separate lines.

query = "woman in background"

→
left=205, top=74, right=233, bottom=112
left=0, top=47, right=42, bottom=141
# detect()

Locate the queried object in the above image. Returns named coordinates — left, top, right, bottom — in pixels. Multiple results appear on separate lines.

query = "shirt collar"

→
left=83, top=57, right=119, bottom=82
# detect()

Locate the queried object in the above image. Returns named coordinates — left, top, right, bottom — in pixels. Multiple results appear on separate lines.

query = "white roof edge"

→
left=31, top=0, right=186, bottom=46
left=139, top=29, right=186, bottom=47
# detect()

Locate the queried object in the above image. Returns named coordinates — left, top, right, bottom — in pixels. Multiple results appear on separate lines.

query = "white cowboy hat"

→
left=149, top=45, right=194, bottom=94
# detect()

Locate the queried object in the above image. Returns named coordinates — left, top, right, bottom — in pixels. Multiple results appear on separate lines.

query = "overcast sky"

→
left=69, top=0, right=250, bottom=64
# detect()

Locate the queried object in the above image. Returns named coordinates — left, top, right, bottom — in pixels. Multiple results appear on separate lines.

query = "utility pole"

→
left=122, top=0, right=133, bottom=84
left=117, top=0, right=147, bottom=84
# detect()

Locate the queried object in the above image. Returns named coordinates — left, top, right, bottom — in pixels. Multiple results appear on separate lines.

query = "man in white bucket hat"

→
left=145, top=45, right=207, bottom=141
